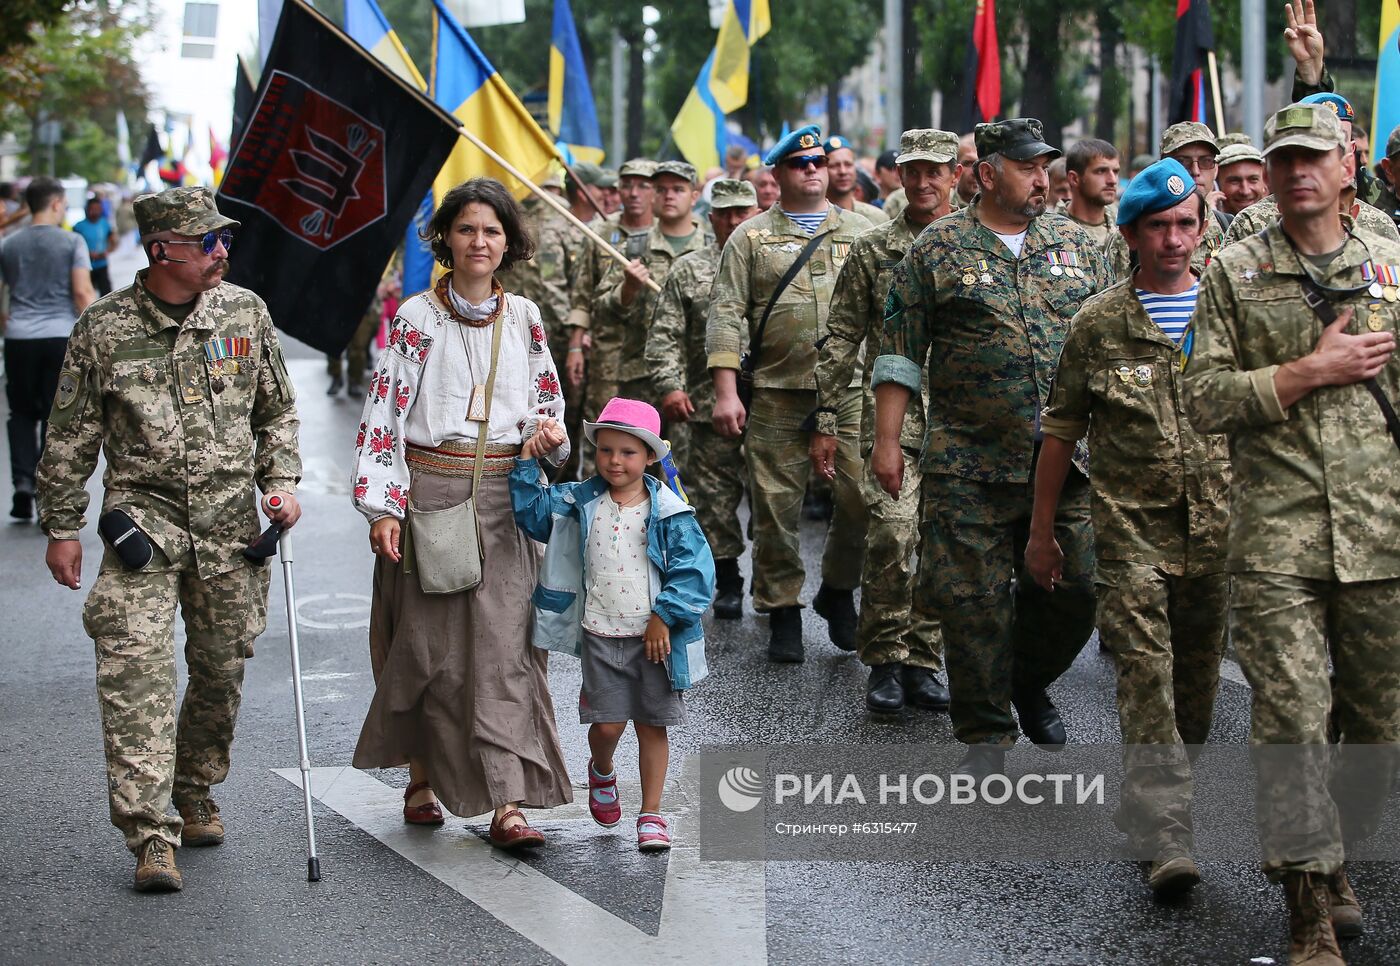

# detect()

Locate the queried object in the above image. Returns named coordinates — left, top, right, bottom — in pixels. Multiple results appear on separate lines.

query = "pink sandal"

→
left=637, top=813, right=671, bottom=852
left=588, top=759, right=622, bottom=828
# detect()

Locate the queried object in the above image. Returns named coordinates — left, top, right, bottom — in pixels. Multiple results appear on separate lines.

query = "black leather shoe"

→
left=326, top=374, right=344, bottom=395
left=712, top=558, right=743, bottom=620
left=812, top=584, right=858, bottom=651
left=1013, top=688, right=1067, bottom=749
left=901, top=665, right=950, bottom=711
left=10, top=492, right=33, bottom=521
left=865, top=663, right=905, bottom=713
left=953, top=745, right=1006, bottom=783
left=767, top=606, right=804, bottom=663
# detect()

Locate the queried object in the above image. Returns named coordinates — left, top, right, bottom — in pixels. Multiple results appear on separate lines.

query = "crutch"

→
left=245, top=494, right=321, bottom=882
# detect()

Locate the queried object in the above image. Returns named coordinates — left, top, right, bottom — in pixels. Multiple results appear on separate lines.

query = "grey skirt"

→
left=353, top=468, right=573, bottom=816
left=579, top=630, right=687, bottom=727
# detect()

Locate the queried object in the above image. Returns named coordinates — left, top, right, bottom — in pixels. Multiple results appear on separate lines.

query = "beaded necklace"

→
left=435, top=272, right=505, bottom=328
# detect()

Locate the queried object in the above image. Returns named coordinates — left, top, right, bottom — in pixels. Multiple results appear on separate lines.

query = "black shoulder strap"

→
left=744, top=228, right=832, bottom=375
left=1299, top=275, right=1400, bottom=453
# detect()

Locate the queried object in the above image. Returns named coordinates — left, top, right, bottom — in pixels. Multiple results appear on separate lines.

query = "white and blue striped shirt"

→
left=1136, top=282, right=1199, bottom=344
left=780, top=207, right=830, bottom=236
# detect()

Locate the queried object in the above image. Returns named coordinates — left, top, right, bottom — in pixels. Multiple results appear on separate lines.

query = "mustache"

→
left=203, top=258, right=229, bottom=278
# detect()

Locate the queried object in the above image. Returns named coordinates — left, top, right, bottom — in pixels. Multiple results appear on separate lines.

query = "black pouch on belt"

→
left=98, top=508, right=154, bottom=570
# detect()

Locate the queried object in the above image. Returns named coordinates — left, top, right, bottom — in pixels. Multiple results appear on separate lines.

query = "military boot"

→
left=713, top=558, right=744, bottom=620
left=1012, top=686, right=1067, bottom=749
left=1147, top=842, right=1201, bottom=900
left=901, top=665, right=950, bottom=711
left=1328, top=866, right=1363, bottom=939
left=176, top=797, right=225, bottom=847
left=767, top=606, right=804, bottom=663
left=1281, top=871, right=1346, bottom=965
left=133, top=837, right=182, bottom=893
left=865, top=663, right=905, bottom=713
left=812, top=584, right=858, bottom=651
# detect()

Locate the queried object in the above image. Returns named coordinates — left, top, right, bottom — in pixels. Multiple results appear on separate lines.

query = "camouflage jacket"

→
left=882, top=189, right=907, bottom=222
left=1106, top=208, right=1225, bottom=281
left=646, top=244, right=738, bottom=421
left=1221, top=194, right=1400, bottom=248
left=1375, top=183, right=1400, bottom=232
left=497, top=198, right=572, bottom=344
left=1055, top=200, right=1118, bottom=249
left=853, top=200, right=888, bottom=225
left=872, top=201, right=1112, bottom=482
left=1041, top=279, right=1230, bottom=576
left=1182, top=221, right=1400, bottom=582
left=566, top=212, right=637, bottom=330
left=592, top=215, right=710, bottom=383
left=37, top=271, right=302, bottom=578
left=815, top=211, right=927, bottom=449
left=706, top=204, right=872, bottom=389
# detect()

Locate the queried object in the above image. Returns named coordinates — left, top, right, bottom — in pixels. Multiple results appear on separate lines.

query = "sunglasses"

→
left=163, top=229, right=235, bottom=256
left=783, top=154, right=829, bottom=171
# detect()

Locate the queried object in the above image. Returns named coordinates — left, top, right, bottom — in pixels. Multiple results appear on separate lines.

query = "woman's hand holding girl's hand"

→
left=370, top=516, right=402, bottom=562
left=644, top=613, right=671, bottom=663
left=524, top=419, right=566, bottom=459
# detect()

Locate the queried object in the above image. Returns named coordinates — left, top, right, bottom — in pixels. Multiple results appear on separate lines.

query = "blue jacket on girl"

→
left=509, top=458, right=716, bottom=690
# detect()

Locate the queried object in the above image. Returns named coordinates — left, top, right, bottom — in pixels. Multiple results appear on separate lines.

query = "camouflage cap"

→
left=1263, top=103, right=1347, bottom=157
left=1129, top=153, right=1156, bottom=172
left=134, top=186, right=239, bottom=237
left=538, top=169, right=565, bottom=191
left=1386, top=123, right=1400, bottom=160
left=1216, top=142, right=1264, bottom=168
left=1216, top=132, right=1255, bottom=149
left=596, top=168, right=620, bottom=188
left=895, top=128, right=958, bottom=165
left=1160, top=121, right=1218, bottom=156
left=709, top=178, right=758, bottom=209
left=618, top=158, right=658, bottom=179
left=975, top=118, right=1060, bottom=162
left=569, top=161, right=604, bottom=186
left=654, top=160, right=697, bottom=183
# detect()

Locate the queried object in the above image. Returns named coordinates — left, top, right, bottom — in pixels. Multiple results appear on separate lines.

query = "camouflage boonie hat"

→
left=975, top=118, right=1060, bottom=161
left=1216, top=132, right=1255, bottom=149
left=1216, top=142, right=1264, bottom=169
left=1263, top=104, right=1347, bottom=157
left=896, top=128, right=958, bottom=165
left=654, top=160, right=697, bottom=183
left=618, top=158, right=658, bottom=179
left=710, top=178, right=758, bottom=209
left=134, top=186, right=239, bottom=237
left=1160, top=121, right=1218, bottom=156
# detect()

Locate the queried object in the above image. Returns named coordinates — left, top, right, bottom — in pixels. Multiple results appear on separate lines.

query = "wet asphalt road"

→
left=2, top=246, right=1398, bottom=965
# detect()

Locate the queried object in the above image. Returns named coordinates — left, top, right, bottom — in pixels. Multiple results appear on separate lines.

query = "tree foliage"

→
left=0, top=0, right=69, bottom=59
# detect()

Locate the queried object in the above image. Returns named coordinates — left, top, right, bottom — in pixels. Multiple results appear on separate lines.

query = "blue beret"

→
left=1299, top=92, right=1355, bottom=123
left=823, top=135, right=853, bottom=154
left=764, top=125, right=823, bottom=166
left=1117, top=158, right=1196, bottom=226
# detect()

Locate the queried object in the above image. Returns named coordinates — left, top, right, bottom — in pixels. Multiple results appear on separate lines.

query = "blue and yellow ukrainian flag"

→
left=431, top=0, right=558, bottom=201
left=549, top=0, right=604, bottom=165
left=670, top=0, right=771, bottom=172
left=344, top=0, right=434, bottom=297
left=1374, top=0, right=1400, bottom=159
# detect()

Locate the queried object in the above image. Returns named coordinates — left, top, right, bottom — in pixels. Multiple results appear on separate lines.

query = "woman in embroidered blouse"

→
left=350, top=178, right=572, bottom=848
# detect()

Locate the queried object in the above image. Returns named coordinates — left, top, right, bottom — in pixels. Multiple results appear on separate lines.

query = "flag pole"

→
left=1206, top=51, right=1227, bottom=138
left=457, top=124, right=661, bottom=293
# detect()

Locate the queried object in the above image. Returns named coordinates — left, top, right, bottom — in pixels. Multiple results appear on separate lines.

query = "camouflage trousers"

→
left=325, top=306, right=378, bottom=382
left=82, top=547, right=269, bottom=852
left=918, top=470, right=1096, bottom=745
left=857, top=448, right=942, bottom=671
left=683, top=421, right=747, bottom=562
left=551, top=328, right=585, bottom=483
left=1096, top=560, right=1228, bottom=853
left=745, top=387, right=865, bottom=610
left=1232, top=571, right=1400, bottom=879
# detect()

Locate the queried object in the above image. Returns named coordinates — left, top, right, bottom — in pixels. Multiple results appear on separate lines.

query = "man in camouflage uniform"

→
left=1222, top=93, right=1400, bottom=248
left=1184, top=104, right=1400, bottom=965
left=1216, top=139, right=1269, bottom=216
left=1029, top=159, right=1230, bottom=899
left=1377, top=125, right=1400, bottom=231
left=37, top=187, right=302, bottom=892
left=1058, top=138, right=1119, bottom=247
left=871, top=118, right=1112, bottom=776
left=824, top=135, right=888, bottom=225
left=647, top=179, right=757, bottom=619
left=812, top=128, right=959, bottom=714
left=708, top=125, right=873, bottom=661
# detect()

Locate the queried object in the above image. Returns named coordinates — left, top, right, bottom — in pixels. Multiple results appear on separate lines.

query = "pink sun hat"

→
left=583, top=397, right=668, bottom=458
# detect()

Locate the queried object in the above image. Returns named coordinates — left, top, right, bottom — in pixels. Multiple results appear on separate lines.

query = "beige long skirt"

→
left=352, top=468, right=573, bottom=816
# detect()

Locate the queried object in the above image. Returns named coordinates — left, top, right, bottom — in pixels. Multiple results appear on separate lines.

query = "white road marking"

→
left=294, top=593, right=372, bottom=630
left=273, top=766, right=767, bottom=966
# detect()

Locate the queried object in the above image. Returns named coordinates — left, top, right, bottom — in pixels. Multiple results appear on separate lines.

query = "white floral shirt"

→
left=351, top=288, right=567, bottom=522
left=581, top=495, right=652, bottom=637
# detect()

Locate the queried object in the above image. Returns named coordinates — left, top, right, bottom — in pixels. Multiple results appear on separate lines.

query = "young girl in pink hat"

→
left=510, top=397, right=716, bottom=851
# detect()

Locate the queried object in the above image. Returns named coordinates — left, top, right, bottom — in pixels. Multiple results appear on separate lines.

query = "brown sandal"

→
left=403, top=781, right=445, bottom=826
left=488, top=809, right=545, bottom=849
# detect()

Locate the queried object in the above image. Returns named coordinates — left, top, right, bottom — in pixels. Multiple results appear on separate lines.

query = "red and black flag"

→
left=963, top=0, right=1001, bottom=128
left=230, top=55, right=256, bottom=151
left=217, top=0, right=461, bottom=354
left=1168, top=0, right=1216, bottom=126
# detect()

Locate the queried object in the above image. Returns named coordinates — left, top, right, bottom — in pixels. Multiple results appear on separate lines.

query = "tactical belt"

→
left=1298, top=276, right=1400, bottom=453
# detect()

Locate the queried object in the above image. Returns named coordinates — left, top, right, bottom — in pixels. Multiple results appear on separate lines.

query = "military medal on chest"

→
left=1047, top=251, right=1083, bottom=279
left=976, top=258, right=992, bottom=285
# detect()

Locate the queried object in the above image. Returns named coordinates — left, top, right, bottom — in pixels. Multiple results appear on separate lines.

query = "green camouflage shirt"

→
left=1221, top=193, right=1400, bottom=247
left=706, top=204, right=872, bottom=389
left=814, top=211, right=926, bottom=448
left=872, top=201, right=1112, bottom=482
left=646, top=244, right=735, bottom=421
left=567, top=212, right=634, bottom=331
left=1106, top=207, right=1225, bottom=281
left=1182, top=221, right=1400, bottom=582
left=1040, top=280, right=1230, bottom=576
left=37, top=271, right=302, bottom=578
left=592, top=215, right=709, bottom=383
left=497, top=198, right=572, bottom=337
left=1055, top=199, right=1118, bottom=249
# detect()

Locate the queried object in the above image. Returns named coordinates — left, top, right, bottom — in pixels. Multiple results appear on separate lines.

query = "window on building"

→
left=183, top=2, right=219, bottom=38
left=181, top=42, right=215, bottom=59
